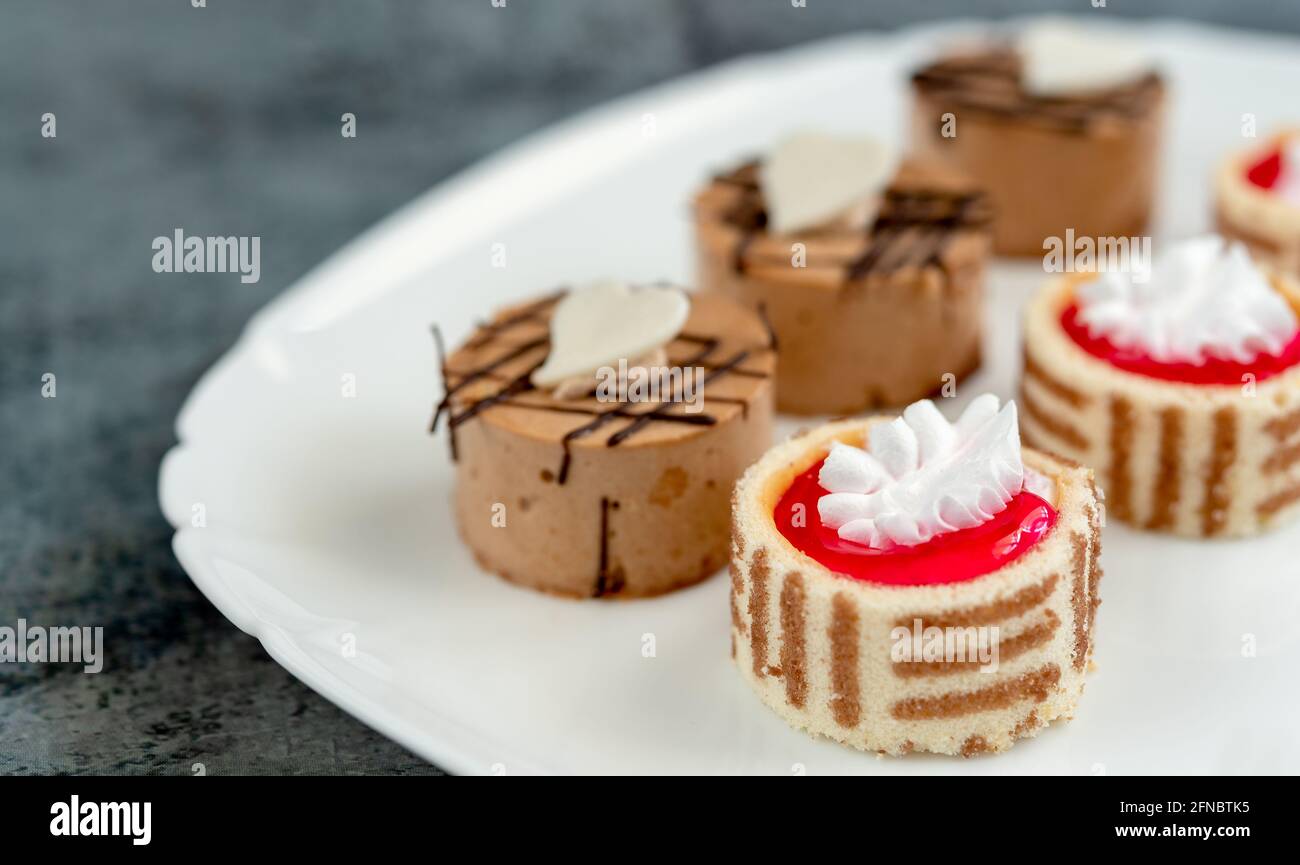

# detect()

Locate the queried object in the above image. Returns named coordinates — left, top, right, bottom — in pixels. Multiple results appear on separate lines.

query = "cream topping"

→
left=530, top=280, right=689, bottom=388
left=1018, top=18, right=1152, bottom=96
left=1075, top=235, right=1299, bottom=365
left=759, top=132, right=898, bottom=235
left=817, top=395, right=1027, bottom=549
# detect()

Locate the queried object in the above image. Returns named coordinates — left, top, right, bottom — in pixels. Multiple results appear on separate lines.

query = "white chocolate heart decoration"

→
left=759, top=132, right=898, bottom=235
left=531, top=280, right=690, bottom=388
left=1019, top=18, right=1152, bottom=96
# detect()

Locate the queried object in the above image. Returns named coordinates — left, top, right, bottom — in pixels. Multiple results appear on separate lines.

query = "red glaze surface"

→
left=1245, top=147, right=1283, bottom=191
left=774, top=459, right=1056, bottom=586
left=1061, top=303, right=1300, bottom=385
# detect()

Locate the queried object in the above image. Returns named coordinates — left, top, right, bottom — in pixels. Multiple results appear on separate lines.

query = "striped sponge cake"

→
left=1021, top=273, right=1300, bottom=537
left=730, top=417, right=1102, bottom=757
left=1215, top=128, right=1300, bottom=281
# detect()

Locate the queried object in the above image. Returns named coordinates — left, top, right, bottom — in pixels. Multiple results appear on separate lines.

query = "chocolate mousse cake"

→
left=1216, top=128, right=1300, bottom=279
left=694, top=133, right=992, bottom=416
left=1020, top=236, right=1300, bottom=537
left=433, top=280, right=776, bottom=598
left=730, top=395, right=1101, bottom=756
left=910, top=20, right=1165, bottom=256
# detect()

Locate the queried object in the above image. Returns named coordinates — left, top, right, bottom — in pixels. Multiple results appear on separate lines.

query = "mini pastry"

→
left=910, top=19, right=1165, bottom=256
left=1216, top=128, right=1300, bottom=279
left=730, top=394, right=1101, bottom=756
left=1020, top=236, right=1300, bottom=537
left=433, top=280, right=776, bottom=598
left=694, top=132, right=992, bottom=416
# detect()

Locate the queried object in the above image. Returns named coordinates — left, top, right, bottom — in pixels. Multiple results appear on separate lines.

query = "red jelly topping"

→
left=1061, top=303, right=1300, bottom=385
left=773, top=459, right=1056, bottom=586
left=1245, top=147, right=1283, bottom=191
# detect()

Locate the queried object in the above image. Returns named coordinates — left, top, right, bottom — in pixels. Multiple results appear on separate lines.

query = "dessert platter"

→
left=159, top=18, right=1300, bottom=773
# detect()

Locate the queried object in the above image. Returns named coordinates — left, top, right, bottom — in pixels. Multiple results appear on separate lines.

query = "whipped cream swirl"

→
left=1075, top=236, right=1299, bottom=365
left=817, top=395, right=1030, bottom=550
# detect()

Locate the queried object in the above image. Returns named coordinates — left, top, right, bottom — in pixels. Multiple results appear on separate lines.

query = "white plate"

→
left=159, top=17, right=1300, bottom=775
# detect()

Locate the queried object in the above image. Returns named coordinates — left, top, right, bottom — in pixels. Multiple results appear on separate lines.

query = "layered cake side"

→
left=730, top=397, right=1101, bottom=756
left=1020, top=239, right=1300, bottom=537
left=695, top=139, right=991, bottom=416
left=909, top=22, right=1165, bottom=256
left=1215, top=127, right=1300, bottom=279
left=434, top=283, right=776, bottom=597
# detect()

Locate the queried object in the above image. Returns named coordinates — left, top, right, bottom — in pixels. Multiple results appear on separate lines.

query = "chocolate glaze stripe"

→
left=896, top=573, right=1059, bottom=631
left=912, top=51, right=1162, bottom=133
left=748, top=549, right=772, bottom=678
left=828, top=594, right=861, bottom=727
left=845, top=225, right=903, bottom=281
left=876, top=188, right=991, bottom=229
left=729, top=563, right=748, bottom=636
left=893, top=610, right=1060, bottom=678
left=1148, top=406, right=1185, bottom=531
left=1069, top=531, right=1089, bottom=672
left=732, top=231, right=757, bottom=275
left=1086, top=496, right=1103, bottom=643
left=896, top=226, right=950, bottom=275
left=1263, top=439, right=1300, bottom=473
left=1019, top=385, right=1090, bottom=450
left=593, top=497, right=624, bottom=597
left=1202, top=407, right=1238, bottom=536
left=890, top=664, right=1061, bottom=721
left=717, top=180, right=988, bottom=279
left=493, top=398, right=718, bottom=426
left=1258, top=481, right=1300, bottom=517
left=846, top=192, right=987, bottom=280
left=429, top=324, right=450, bottom=434
left=713, top=160, right=760, bottom=191
left=779, top=573, right=808, bottom=709
left=462, top=290, right=565, bottom=350
left=433, top=336, right=547, bottom=432
left=1264, top=406, right=1300, bottom=441
left=550, top=338, right=735, bottom=484
left=1022, top=350, right=1089, bottom=407
left=433, top=299, right=773, bottom=481
left=486, top=337, right=763, bottom=413
left=1108, top=396, right=1136, bottom=524
left=600, top=351, right=751, bottom=450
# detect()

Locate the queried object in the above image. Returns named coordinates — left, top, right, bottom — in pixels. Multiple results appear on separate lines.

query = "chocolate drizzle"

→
left=594, top=497, right=624, bottom=597
left=431, top=289, right=774, bottom=485
left=711, top=161, right=991, bottom=282
left=911, top=48, right=1163, bottom=134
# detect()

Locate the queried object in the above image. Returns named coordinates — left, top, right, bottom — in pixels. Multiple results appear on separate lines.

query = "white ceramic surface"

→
left=159, top=18, right=1300, bottom=775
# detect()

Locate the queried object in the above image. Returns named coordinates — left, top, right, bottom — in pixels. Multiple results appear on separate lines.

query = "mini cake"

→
left=731, top=395, right=1101, bottom=756
left=910, top=19, right=1165, bottom=256
left=694, top=132, right=992, bottom=416
left=1216, top=128, right=1300, bottom=279
left=1020, top=236, right=1300, bottom=537
left=433, top=280, right=776, bottom=598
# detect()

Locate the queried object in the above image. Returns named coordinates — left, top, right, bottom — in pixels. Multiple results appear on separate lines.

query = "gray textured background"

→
left=3, top=0, right=1299, bottom=775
